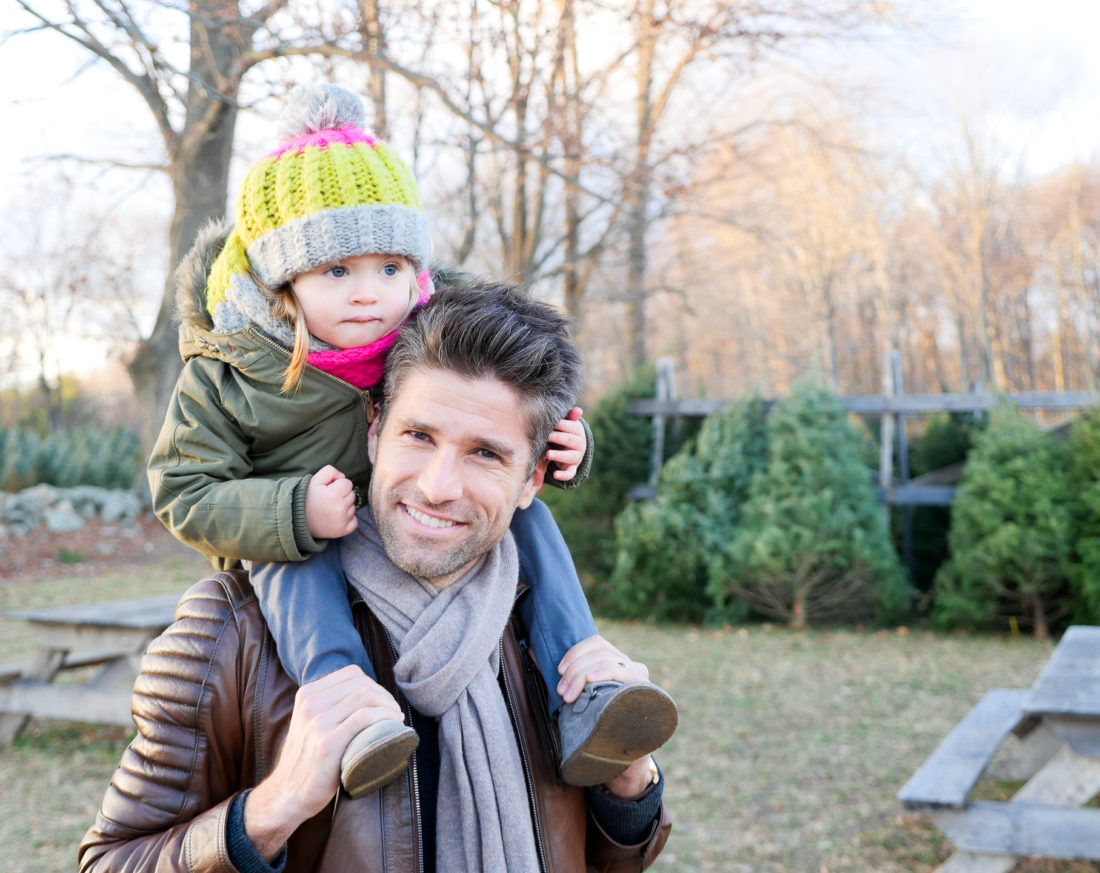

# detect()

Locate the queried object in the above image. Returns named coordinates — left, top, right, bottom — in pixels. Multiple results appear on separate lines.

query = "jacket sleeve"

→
left=545, top=415, right=594, bottom=491
left=586, top=802, right=672, bottom=873
left=148, top=358, right=322, bottom=564
left=78, top=574, right=263, bottom=873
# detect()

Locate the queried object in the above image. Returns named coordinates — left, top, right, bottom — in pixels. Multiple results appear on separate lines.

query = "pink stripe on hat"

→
left=270, top=127, right=378, bottom=159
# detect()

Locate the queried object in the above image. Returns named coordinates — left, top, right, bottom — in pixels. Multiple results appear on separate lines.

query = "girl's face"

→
left=290, top=254, right=416, bottom=349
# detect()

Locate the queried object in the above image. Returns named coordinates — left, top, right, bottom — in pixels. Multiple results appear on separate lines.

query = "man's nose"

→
left=417, top=448, right=463, bottom=504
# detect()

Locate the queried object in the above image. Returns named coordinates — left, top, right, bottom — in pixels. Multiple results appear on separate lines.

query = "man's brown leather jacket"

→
left=78, top=570, right=671, bottom=872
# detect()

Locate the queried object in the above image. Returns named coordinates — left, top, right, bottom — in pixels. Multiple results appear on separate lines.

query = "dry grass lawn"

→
left=2, top=552, right=1096, bottom=872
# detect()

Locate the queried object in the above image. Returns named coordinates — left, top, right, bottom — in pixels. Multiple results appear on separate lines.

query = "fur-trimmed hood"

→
left=174, top=218, right=229, bottom=338
left=172, top=219, right=300, bottom=367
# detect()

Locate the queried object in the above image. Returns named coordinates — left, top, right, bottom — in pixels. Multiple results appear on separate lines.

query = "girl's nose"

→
left=351, top=277, right=380, bottom=304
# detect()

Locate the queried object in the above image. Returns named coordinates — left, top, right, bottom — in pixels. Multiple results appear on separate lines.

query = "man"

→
left=79, top=281, right=671, bottom=873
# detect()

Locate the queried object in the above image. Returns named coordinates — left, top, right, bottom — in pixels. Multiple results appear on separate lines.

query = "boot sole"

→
left=342, top=728, right=420, bottom=799
left=560, top=683, right=678, bottom=787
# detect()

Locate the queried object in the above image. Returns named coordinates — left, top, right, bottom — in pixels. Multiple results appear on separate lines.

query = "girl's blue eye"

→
left=382, top=263, right=399, bottom=276
left=328, top=265, right=348, bottom=278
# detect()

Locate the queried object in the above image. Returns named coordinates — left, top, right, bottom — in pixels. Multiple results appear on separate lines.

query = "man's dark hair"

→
left=381, top=278, right=582, bottom=472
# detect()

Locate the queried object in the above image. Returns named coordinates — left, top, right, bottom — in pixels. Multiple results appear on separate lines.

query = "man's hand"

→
left=305, top=465, right=358, bottom=539
left=601, top=754, right=658, bottom=800
left=546, top=407, right=586, bottom=482
left=243, top=666, right=405, bottom=860
left=556, top=635, right=660, bottom=800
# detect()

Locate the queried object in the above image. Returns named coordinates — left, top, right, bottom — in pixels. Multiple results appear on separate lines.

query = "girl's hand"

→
left=555, top=633, right=650, bottom=704
left=547, top=407, right=586, bottom=482
left=305, top=465, right=358, bottom=539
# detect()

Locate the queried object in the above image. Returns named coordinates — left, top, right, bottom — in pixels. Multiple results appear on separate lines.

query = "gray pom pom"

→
left=278, top=83, right=366, bottom=141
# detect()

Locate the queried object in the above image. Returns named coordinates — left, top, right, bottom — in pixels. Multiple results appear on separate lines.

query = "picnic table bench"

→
left=898, top=625, right=1100, bottom=872
left=0, top=593, right=180, bottom=744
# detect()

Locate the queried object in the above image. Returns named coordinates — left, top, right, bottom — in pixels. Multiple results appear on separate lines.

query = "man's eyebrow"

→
left=395, top=417, right=436, bottom=435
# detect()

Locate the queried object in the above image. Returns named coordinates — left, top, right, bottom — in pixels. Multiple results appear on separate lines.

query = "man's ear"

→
left=367, top=418, right=379, bottom=465
left=517, top=455, right=550, bottom=510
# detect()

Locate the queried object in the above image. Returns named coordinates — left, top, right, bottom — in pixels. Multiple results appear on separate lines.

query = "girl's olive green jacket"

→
left=148, top=222, right=591, bottom=570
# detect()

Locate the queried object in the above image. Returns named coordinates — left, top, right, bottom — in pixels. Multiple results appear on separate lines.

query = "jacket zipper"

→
left=517, top=637, right=561, bottom=762
left=499, top=636, right=549, bottom=873
left=250, top=329, right=375, bottom=507
left=249, top=327, right=375, bottom=403
left=382, top=626, right=425, bottom=873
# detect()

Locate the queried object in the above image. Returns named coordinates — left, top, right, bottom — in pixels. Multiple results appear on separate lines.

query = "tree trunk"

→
left=126, top=7, right=243, bottom=457
left=1031, top=595, right=1049, bottom=643
left=626, top=0, right=657, bottom=370
left=558, top=0, right=582, bottom=322
left=822, top=275, right=840, bottom=389
left=358, top=0, right=388, bottom=138
left=37, top=359, right=61, bottom=432
left=790, top=592, right=807, bottom=630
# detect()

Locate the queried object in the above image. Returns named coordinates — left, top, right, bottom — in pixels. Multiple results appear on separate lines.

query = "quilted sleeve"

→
left=78, top=574, right=263, bottom=873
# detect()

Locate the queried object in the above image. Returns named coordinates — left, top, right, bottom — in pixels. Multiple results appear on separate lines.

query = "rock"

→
left=0, top=485, right=146, bottom=535
left=67, top=485, right=113, bottom=519
left=43, top=500, right=87, bottom=533
left=99, top=490, right=142, bottom=523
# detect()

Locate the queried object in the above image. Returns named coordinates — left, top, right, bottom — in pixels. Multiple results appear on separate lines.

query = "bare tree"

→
left=0, top=172, right=150, bottom=429
left=612, top=0, right=913, bottom=369
left=8, top=0, right=432, bottom=446
left=10, top=0, right=922, bottom=430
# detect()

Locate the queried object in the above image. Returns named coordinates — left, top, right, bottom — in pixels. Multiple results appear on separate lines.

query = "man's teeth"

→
left=406, top=506, right=456, bottom=528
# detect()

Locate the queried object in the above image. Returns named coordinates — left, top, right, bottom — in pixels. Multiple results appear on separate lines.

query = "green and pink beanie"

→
left=206, top=83, right=432, bottom=346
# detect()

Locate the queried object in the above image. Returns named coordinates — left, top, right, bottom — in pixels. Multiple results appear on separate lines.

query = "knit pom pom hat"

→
left=205, top=83, right=431, bottom=340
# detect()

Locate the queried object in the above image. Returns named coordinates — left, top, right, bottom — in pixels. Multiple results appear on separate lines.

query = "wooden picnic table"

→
left=899, top=625, right=1100, bottom=872
left=0, top=593, right=181, bottom=744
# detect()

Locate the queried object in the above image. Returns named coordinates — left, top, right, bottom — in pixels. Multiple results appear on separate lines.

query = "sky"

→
left=3, top=0, right=1100, bottom=376
left=862, top=0, right=1100, bottom=177
left=6, top=1, right=1100, bottom=183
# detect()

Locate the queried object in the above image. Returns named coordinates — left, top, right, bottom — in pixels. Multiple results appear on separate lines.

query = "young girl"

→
left=148, top=83, right=676, bottom=800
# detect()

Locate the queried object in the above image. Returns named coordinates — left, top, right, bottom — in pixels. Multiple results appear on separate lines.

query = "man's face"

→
left=367, top=366, right=547, bottom=590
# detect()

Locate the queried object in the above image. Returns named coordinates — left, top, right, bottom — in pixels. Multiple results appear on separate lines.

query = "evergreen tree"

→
left=932, top=404, right=1071, bottom=641
left=608, top=395, right=768, bottom=623
left=541, top=365, right=656, bottom=601
left=714, top=377, right=910, bottom=628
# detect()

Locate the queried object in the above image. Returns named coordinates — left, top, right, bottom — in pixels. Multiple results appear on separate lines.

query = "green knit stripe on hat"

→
left=205, top=232, right=250, bottom=315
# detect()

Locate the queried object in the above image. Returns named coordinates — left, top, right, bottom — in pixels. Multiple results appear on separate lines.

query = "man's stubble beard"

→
left=370, top=487, right=513, bottom=584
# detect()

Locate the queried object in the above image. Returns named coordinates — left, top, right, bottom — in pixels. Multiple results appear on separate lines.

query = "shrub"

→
left=541, top=365, right=657, bottom=602
left=713, top=377, right=910, bottom=628
left=0, top=425, right=142, bottom=492
left=932, top=404, right=1071, bottom=641
left=607, top=395, right=768, bottom=623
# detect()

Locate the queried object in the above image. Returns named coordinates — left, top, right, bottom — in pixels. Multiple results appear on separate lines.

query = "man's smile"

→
left=403, top=503, right=460, bottom=529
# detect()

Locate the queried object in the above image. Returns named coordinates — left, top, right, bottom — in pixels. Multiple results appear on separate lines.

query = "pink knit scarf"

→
left=306, top=286, right=432, bottom=390
left=307, top=330, right=398, bottom=389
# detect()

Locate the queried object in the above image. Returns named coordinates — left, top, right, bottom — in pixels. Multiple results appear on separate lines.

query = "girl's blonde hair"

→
left=269, top=262, right=423, bottom=393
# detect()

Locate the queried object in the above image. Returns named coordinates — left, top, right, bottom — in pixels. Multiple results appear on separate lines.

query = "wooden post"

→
left=650, top=357, right=676, bottom=488
left=0, top=646, right=67, bottom=744
left=892, top=349, right=915, bottom=582
left=879, top=348, right=895, bottom=527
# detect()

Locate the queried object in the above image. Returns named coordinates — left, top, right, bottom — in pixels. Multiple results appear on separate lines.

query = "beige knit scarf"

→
left=340, top=509, right=540, bottom=872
